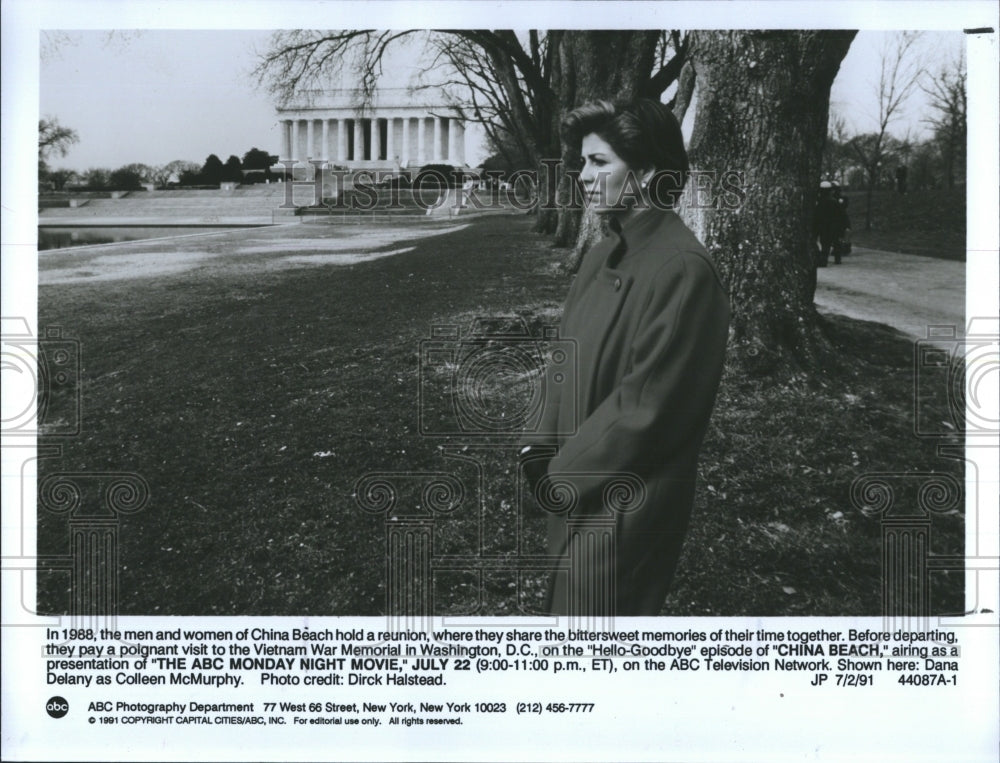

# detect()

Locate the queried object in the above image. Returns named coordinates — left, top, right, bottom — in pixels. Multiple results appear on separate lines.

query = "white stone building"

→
left=276, top=87, right=473, bottom=171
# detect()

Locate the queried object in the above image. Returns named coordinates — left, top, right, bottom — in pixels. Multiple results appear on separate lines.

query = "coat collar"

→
left=605, top=207, right=678, bottom=267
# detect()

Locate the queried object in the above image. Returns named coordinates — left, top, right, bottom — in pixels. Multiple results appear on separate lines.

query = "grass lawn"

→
left=847, top=187, right=965, bottom=261
left=37, top=213, right=965, bottom=616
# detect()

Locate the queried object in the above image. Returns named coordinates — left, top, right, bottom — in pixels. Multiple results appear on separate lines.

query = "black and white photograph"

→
left=3, top=1, right=998, bottom=761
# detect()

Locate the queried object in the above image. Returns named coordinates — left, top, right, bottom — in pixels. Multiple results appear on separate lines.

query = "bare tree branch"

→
left=920, top=48, right=966, bottom=188
left=844, top=32, right=924, bottom=227
left=38, top=117, right=79, bottom=160
left=647, top=32, right=689, bottom=97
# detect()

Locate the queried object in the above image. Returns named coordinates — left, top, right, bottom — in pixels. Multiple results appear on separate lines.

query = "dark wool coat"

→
left=533, top=207, right=730, bottom=616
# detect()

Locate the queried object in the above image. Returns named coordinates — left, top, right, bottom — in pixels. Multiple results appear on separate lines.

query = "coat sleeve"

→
left=548, top=253, right=730, bottom=506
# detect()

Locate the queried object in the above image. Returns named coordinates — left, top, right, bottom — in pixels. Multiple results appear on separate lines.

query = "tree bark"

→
left=683, top=30, right=856, bottom=373
left=671, top=60, right=697, bottom=125
left=534, top=31, right=567, bottom=236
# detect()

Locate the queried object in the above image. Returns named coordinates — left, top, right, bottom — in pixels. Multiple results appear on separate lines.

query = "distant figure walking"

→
left=831, top=181, right=852, bottom=258
left=895, top=165, right=908, bottom=194
left=813, top=180, right=849, bottom=266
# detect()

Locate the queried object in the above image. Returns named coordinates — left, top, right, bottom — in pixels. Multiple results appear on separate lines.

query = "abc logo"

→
left=46, top=696, right=69, bottom=719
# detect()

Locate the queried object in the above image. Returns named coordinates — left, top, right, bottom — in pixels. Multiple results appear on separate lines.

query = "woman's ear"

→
left=640, top=169, right=655, bottom=189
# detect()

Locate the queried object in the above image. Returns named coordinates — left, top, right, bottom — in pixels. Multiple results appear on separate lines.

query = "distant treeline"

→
left=39, top=148, right=280, bottom=192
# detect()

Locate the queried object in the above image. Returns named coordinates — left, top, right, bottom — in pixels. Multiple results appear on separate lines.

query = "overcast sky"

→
left=36, top=28, right=965, bottom=173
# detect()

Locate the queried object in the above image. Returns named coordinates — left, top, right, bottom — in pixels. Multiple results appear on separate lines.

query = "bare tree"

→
left=81, top=167, right=111, bottom=190
left=921, top=50, right=966, bottom=190
left=419, top=30, right=691, bottom=251
left=254, top=29, right=855, bottom=370
left=820, top=110, right=852, bottom=182
left=253, top=30, right=689, bottom=247
left=149, top=165, right=177, bottom=189
left=847, top=32, right=923, bottom=229
left=142, top=160, right=202, bottom=189
left=38, top=117, right=79, bottom=161
left=38, top=116, right=79, bottom=186
left=45, top=168, right=79, bottom=191
left=253, top=30, right=417, bottom=108
left=417, top=32, right=555, bottom=171
left=41, top=30, right=143, bottom=62
left=254, top=30, right=562, bottom=229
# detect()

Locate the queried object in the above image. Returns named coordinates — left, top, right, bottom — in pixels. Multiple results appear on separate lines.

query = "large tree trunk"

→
left=683, top=30, right=856, bottom=373
left=533, top=32, right=567, bottom=237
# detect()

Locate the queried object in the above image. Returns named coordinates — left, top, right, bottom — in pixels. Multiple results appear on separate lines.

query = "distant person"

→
left=831, top=181, right=852, bottom=258
left=895, top=165, right=908, bottom=194
left=813, top=181, right=845, bottom=266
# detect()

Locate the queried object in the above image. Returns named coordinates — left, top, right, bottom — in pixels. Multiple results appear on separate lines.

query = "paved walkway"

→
left=815, top=246, right=965, bottom=344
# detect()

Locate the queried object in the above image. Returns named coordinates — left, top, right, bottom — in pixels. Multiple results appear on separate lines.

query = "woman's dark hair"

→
left=562, top=98, right=689, bottom=206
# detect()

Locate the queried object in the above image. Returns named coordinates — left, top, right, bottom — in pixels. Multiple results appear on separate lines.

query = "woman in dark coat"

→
left=521, top=99, right=730, bottom=616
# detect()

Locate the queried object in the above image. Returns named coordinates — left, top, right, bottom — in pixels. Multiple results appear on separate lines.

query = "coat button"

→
left=613, top=277, right=622, bottom=291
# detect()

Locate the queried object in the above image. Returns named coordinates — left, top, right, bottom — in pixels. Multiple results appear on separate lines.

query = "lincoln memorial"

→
left=276, top=87, right=470, bottom=171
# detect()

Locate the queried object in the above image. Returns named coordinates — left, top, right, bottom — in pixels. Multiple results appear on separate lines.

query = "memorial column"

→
left=353, top=119, right=364, bottom=161
left=281, top=120, right=292, bottom=161
left=306, top=119, right=315, bottom=159
left=401, top=117, right=411, bottom=168
left=294, top=119, right=304, bottom=161
left=451, top=120, right=466, bottom=165
left=337, top=119, right=348, bottom=162
left=371, top=117, right=382, bottom=162
left=386, top=116, right=395, bottom=165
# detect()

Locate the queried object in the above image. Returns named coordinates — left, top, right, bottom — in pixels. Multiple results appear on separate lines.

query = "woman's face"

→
left=579, top=133, right=645, bottom=219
